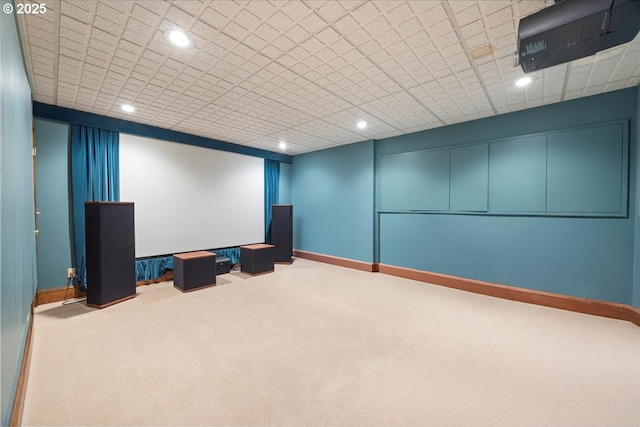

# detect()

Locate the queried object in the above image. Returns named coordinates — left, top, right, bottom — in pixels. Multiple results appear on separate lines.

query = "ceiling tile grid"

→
left=17, top=0, right=640, bottom=155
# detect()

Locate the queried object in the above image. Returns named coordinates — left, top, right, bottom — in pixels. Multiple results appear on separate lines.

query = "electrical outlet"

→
left=67, top=268, right=76, bottom=279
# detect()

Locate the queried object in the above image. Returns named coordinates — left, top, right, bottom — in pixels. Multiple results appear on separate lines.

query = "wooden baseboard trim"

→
left=293, top=250, right=377, bottom=272
left=36, top=285, right=85, bottom=306
left=9, top=300, right=35, bottom=426
left=38, top=275, right=173, bottom=306
left=294, top=251, right=639, bottom=326
left=378, top=264, right=639, bottom=325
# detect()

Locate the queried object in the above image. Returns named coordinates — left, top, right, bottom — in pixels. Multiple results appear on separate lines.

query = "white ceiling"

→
left=17, top=1, right=640, bottom=155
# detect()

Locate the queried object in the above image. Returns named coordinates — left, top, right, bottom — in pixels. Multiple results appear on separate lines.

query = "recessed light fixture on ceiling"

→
left=515, top=76, right=533, bottom=87
left=278, top=141, right=287, bottom=151
left=357, top=120, right=367, bottom=129
left=121, top=104, right=135, bottom=113
left=165, top=29, right=190, bottom=47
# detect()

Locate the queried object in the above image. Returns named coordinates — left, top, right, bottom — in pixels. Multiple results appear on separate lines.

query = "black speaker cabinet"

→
left=271, top=204, right=293, bottom=263
left=240, top=244, right=275, bottom=275
left=85, top=202, right=136, bottom=308
left=173, top=251, right=216, bottom=292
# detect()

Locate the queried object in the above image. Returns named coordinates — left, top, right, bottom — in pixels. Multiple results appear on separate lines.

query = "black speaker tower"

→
left=85, top=202, right=136, bottom=308
left=271, top=204, right=293, bottom=263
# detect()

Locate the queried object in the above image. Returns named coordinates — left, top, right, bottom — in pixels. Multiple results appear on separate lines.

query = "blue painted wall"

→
left=376, top=88, right=637, bottom=305
left=291, top=141, right=374, bottom=262
left=34, top=119, right=72, bottom=290
left=380, top=214, right=632, bottom=303
left=287, top=88, right=637, bottom=305
left=0, top=9, right=37, bottom=425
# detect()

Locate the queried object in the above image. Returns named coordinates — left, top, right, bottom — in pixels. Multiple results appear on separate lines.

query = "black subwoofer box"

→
left=173, top=251, right=216, bottom=292
left=240, top=244, right=275, bottom=275
left=215, top=256, right=231, bottom=275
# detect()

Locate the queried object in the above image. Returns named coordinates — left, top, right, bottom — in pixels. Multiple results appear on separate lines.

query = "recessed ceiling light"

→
left=121, top=104, right=135, bottom=113
left=166, top=30, right=190, bottom=47
left=515, top=76, right=533, bottom=87
left=278, top=141, right=287, bottom=151
left=357, top=120, right=367, bottom=129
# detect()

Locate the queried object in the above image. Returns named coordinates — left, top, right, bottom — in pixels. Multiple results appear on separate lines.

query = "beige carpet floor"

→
left=22, top=258, right=640, bottom=426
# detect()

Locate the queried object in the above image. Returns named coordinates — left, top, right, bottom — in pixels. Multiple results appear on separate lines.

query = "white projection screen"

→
left=119, top=134, right=264, bottom=258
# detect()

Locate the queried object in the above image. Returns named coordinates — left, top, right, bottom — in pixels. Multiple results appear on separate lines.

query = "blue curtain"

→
left=70, top=124, right=119, bottom=290
left=136, top=256, right=173, bottom=281
left=264, top=159, right=280, bottom=243
left=214, top=247, right=240, bottom=265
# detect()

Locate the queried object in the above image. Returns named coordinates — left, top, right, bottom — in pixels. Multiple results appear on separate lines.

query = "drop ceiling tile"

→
left=351, top=1, right=381, bottom=26
left=612, top=64, right=640, bottom=80
left=127, top=16, right=155, bottom=38
left=418, top=2, right=448, bottom=27
left=315, top=27, right=341, bottom=46
left=434, top=31, right=460, bottom=50
left=24, top=35, right=52, bottom=54
left=605, top=80, right=631, bottom=92
left=461, top=19, right=485, bottom=39
left=492, top=33, right=514, bottom=50
left=25, top=13, right=55, bottom=31
left=17, top=0, right=640, bottom=156
left=60, top=16, right=89, bottom=39
left=234, top=9, right=263, bottom=33
left=173, top=0, right=208, bottom=17
left=446, top=1, right=476, bottom=13
left=96, top=2, right=129, bottom=26
left=282, top=1, right=315, bottom=22
left=61, top=1, right=94, bottom=21
left=369, top=15, right=396, bottom=39
left=288, top=24, right=315, bottom=44
left=271, top=35, right=295, bottom=53
left=91, top=37, right=119, bottom=56
left=382, top=29, right=407, bottom=49
left=300, top=12, right=327, bottom=33
left=59, top=46, right=87, bottom=62
left=129, top=4, right=158, bottom=24
left=122, top=27, right=152, bottom=47
left=92, top=15, right=121, bottom=36
left=489, top=21, right=514, bottom=39
left=313, top=1, right=349, bottom=22
left=164, top=4, right=198, bottom=30
left=24, top=26, right=52, bottom=46
left=454, top=4, right=482, bottom=27
left=486, top=6, right=514, bottom=28
left=333, top=14, right=359, bottom=36
left=34, top=75, right=53, bottom=87
left=466, top=32, right=490, bottom=50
